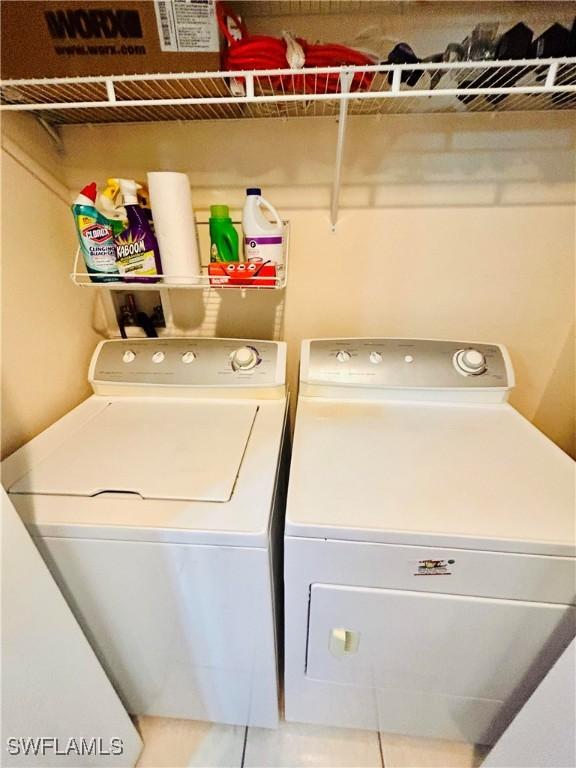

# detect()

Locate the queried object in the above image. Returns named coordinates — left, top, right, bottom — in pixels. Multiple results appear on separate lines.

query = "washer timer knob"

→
left=231, top=346, right=259, bottom=371
left=369, top=351, right=383, bottom=364
left=181, top=351, right=196, bottom=364
left=454, top=348, right=487, bottom=376
left=122, top=350, right=136, bottom=364
left=152, top=351, right=165, bottom=364
left=336, top=350, right=352, bottom=363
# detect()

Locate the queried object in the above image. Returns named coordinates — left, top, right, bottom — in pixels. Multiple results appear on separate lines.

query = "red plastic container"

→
left=208, top=261, right=277, bottom=287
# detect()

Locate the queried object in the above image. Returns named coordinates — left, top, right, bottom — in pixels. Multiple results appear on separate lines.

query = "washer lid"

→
left=10, top=401, right=258, bottom=502
left=286, top=399, right=575, bottom=555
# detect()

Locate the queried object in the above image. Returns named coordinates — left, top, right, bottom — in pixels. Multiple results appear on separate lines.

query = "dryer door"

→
left=306, top=584, right=574, bottom=742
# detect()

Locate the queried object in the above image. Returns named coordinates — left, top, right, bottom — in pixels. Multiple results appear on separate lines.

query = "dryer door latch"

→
left=329, top=628, right=360, bottom=657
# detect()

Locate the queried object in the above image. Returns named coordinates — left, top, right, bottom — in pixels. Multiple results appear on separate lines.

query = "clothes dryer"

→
left=284, top=338, right=575, bottom=744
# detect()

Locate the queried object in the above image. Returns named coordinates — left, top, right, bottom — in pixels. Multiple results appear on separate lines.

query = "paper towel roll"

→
left=147, top=172, right=201, bottom=285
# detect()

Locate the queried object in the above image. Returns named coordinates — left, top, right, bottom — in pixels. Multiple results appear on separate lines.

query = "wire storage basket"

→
left=71, top=221, right=290, bottom=290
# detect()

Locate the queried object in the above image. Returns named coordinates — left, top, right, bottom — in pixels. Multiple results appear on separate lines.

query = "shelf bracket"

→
left=330, top=70, right=354, bottom=230
left=34, top=115, right=63, bottom=152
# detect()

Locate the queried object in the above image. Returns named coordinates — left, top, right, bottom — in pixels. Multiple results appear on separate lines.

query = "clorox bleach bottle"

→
left=242, top=188, right=284, bottom=276
left=71, top=182, right=119, bottom=283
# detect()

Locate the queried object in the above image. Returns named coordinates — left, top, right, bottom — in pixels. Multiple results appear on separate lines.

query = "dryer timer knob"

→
left=231, top=346, right=259, bottom=371
left=336, top=350, right=352, bottom=363
left=454, top=348, right=486, bottom=376
left=122, top=350, right=136, bottom=364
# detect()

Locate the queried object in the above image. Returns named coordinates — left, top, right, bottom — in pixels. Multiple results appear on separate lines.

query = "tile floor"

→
left=135, top=716, right=490, bottom=768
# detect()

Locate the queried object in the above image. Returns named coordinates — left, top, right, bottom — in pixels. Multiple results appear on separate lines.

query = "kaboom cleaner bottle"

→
left=115, top=179, right=162, bottom=283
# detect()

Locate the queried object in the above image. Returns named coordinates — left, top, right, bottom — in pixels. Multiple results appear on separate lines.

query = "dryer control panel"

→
left=90, top=338, right=286, bottom=390
left=302, top=338, right=513, bottom=391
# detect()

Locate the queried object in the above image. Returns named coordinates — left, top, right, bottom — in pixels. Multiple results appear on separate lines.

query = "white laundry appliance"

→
left=284, top=338, right=575, bottom=745
left=3, top=337, right=288, bottom=729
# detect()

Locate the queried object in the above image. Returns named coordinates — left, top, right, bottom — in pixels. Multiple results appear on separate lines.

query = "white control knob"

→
left=454, top=348, right=486, bottom=376
left=181, top=351, right=196, bottom=364
left=231, top=346, right=259, bottom=371
left=152, top=351, right=165, bottom=364
left=122, top=350, right=136, bottom=364
left=369, top=351, right=383, bottom=364
left=336, top=350, right=352, bottom=363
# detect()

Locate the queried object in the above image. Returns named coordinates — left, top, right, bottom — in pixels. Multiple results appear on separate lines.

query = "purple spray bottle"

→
left=115, top=179, right=162, bottom=283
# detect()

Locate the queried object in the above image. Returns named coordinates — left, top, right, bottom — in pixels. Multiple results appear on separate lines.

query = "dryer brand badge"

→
left=414, top=559, right=454, bottom=576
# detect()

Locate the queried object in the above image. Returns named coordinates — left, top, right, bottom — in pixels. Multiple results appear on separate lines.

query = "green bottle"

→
left=209, top=205, right=239, bottom=262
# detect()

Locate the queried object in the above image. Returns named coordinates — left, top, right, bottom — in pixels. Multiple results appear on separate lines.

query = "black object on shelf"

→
left=386, top=43, right=423, bottom=86
left=457, top=22, right=500, bottom=105
left=531, top=22, right=572, bottom=58
left=443, top=43, right=466, bottom=63
left=531, top=22, right=573, bottom=92
left=488, top=23, right=534, bottom=105
left=462, top=22, right=500, bottom=61
left=497, top=22, right=533, bottom=59
left=423, top=52, right=444, bottom=90
left=553, top=17, right=576, bottom=105
left=570, top=17, right=576, bottom=56
left=457, top=21, right=539, bottom=106
left=385, top=17, right=575, bottom=109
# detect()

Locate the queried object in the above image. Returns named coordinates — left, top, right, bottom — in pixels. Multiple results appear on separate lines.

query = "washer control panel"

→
left=304, top=339, right=511, bottom=389
left=91, top=338, right=284, bottom=387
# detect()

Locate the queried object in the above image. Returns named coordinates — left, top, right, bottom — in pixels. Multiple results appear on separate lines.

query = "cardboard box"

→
left=1, top=1, right=221, bottom=80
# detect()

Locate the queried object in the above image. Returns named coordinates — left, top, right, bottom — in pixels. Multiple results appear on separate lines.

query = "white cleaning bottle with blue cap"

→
left=242, top=188, right=283, bottom=274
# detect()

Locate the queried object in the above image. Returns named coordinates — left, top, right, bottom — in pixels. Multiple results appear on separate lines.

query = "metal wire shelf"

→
left=1, top=58, right=575, bottom=124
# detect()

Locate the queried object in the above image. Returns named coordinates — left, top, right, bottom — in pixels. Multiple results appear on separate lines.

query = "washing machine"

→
left=3, top=337, right=288, bottom=728
left=284, top=338, right=575, bottom=745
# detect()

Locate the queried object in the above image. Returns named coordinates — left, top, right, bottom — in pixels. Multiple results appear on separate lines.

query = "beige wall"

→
left=284, top=205, right=575, bottom=453
left=1, top=106, right=573, bottom=459
left=1, top=114, right=103, bottom=459
left=60, top=111, right=575, bottom=456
